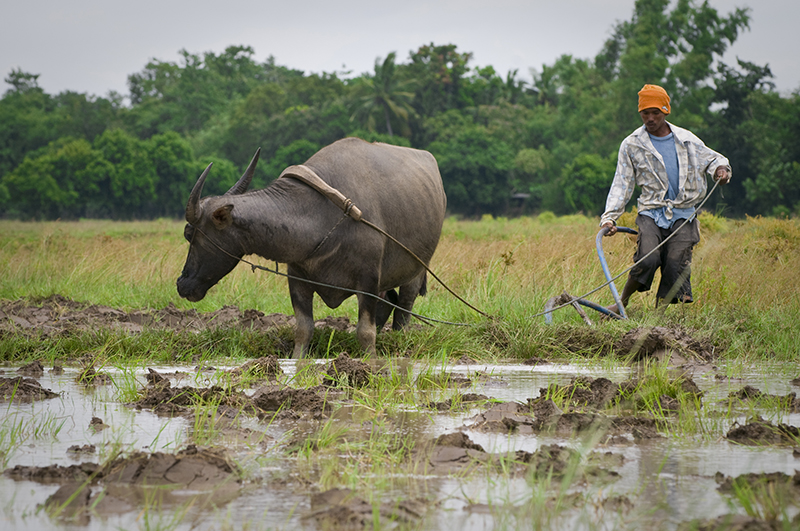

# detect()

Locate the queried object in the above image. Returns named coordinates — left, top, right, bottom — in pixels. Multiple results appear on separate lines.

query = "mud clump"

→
left=459, top=384, right=662, bottom=440
left=427, top=392, right=489, bottom=411
left=67, top=444, right=96, bottom=455
left=6, top=445, right=240, bottom=488
left=426, top=432, right=490, bottom=471
left=539, top=376, right=620, bottom=409
left=132, top=382, right=252, bottom=417
left=416, top=371, right=473, bottom=388
left=537, top=374, right=702, bottom=415
left=610, top=416, right=661, bottom=440
left=306, top=488, right=426, bottom=528
left=323, top=353, right=373, bottom=387
left=5, top=461, right=102, bottom=483
left=423, top=432, right=622, bottom=484
left=519, top=444, right=583, bottom=478
left=467, top=402, right=538, bottom=433
left=27, top=445, right=242, bottom=522
left=730, top=385, right=765, bottom=400
left=145, top=368, right=167, bottom=386
left=615, top=326, right=716, bottom=362
left=251, top=385, right=333, bottom=415
left=727, top=386, right=800, bottom=412
left=16, top=360, right=45, bottom=376
left=436, top=431, right=486, bottom=451
left=0, top=376, right=59, bottom=402
left=133, top=366, right=334, bottom=419
left=228, top=355, right=282, bottom=381
left=726, top=417, right=800, bottom=446
left=715, top=470, right=800, bottom=496
left=104, top=445, right=240, bottom=488
left=76, top=365, right=112, bottom=385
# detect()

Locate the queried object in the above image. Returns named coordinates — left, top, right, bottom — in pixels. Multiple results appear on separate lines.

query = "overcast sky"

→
left=2, top=0, right=797, bottom=101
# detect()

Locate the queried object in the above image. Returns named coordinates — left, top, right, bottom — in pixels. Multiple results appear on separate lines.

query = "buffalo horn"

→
left=225, top=148, right=261, bottom=195
left=186, top=162, right=213, bottom=224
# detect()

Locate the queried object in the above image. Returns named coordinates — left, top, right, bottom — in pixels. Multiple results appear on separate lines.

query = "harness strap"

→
left=279, top=165, right=363, bottom=221
left=279, top=163, right=491, bottom=319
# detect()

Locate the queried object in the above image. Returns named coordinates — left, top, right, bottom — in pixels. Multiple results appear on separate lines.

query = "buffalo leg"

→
left=375, top=289, right=398, bottom=331
left=288, top=275, right=315, bottom=359
left=356, top=292, right=378, bottom=356
left=393, top=272, right=427, bottom=330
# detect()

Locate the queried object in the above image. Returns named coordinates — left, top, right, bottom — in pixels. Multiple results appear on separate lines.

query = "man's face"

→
left=640, top=108, right=668, bottom=135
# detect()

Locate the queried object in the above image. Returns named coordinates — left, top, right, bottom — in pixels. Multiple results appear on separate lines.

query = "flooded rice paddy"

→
left=3, top=354, right=800, bottom=531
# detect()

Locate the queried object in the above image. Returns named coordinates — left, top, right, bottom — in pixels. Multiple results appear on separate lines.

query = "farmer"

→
left=600, top=84, right=731, bottom=313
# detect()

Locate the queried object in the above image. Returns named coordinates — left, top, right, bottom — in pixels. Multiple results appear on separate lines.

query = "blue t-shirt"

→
left=640, top=132, right=695, bottom=228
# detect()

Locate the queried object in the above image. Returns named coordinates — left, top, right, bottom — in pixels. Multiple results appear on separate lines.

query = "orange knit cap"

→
left=638, top=84, right=671, bottom=114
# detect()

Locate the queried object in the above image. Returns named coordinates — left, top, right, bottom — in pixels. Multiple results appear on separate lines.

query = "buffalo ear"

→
left=211, top=204, right=234, bottom=229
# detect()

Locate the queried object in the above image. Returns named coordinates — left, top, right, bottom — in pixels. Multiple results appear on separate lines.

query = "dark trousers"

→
left=630, top=214, right=700, bottom=304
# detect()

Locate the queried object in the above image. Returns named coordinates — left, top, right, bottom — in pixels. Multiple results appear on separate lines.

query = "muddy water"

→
left=2, top=360, right=799, bottom=530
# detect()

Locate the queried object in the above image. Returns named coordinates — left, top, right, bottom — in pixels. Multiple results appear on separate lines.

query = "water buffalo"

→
left=177, top=137, right=446, bottom=358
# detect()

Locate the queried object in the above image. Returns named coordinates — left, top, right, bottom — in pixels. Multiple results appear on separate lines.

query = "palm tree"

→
left=350, top=52, right=416, bottom=137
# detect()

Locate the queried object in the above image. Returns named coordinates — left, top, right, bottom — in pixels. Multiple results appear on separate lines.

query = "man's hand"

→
left=601, top=221, right=617, bottom=236
left=714, top=166, right=731, bottom=185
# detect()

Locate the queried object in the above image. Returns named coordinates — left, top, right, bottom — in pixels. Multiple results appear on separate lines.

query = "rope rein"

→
left=191, top=224, right=472, bottom=327
left=190, top=166, right=720, bottom=328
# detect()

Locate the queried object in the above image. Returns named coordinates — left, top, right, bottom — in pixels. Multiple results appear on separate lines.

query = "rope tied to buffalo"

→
left=189, top=168, right=721, bottom=327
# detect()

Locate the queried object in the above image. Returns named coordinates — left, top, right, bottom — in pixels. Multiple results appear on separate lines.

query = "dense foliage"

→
left=1, top=0, right=798, bottom=220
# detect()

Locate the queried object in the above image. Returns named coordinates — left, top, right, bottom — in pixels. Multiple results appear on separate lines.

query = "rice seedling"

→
left=0, top=408, right=67, bottom=467
left=111, top=365, right=145, bottom=403
left=725, top=475, right=796, bottom=525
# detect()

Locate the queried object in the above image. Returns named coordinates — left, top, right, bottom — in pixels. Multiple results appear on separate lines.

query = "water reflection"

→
left=1, top=360, right=798, bottom=530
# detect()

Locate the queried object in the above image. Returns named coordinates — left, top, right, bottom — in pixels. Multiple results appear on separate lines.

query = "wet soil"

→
left=131, top=358, right=334, bottom=419
left=307, top=488, right=427, bottom=528
left=7, top=445, right=240, bottom=522
left=726, top=417, right=800, bottom=446
left=726, top=385, right=800, bottom=412
left=426, top=392, right=490, bottom=411
left=532, top=373, right=699, bottom=412
left=0, top=296, right=721, bottom=362
left=323, top=353, right=374, bottom=387
left=5, top=444, right=239, bottom=487
left=0, top=375, right=59, bottom=402
left=227, top=355, right=283, bottom=380
left=423, top=431, right=623, bottom=484
left=0, top=294, right=313, bottom=336
left=76, top=365, right=112, bottom=385
left=615, top=326, right=717, bottom=362
left=3, top=295, right=800, bottom=530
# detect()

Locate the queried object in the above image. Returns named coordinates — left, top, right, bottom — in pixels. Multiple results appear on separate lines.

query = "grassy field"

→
left=1, top=212, right=798, bottom=363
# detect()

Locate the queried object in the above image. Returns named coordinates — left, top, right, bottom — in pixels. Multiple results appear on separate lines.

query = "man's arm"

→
left=713, top=165, right=731, bottom=185
left=600, top=142, right=636, bottom=235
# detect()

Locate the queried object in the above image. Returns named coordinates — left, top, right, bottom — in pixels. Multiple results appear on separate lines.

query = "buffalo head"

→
left=176, top=149, right=260, bottom=302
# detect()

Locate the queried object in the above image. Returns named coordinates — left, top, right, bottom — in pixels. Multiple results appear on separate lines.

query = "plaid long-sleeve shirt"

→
left=599, top=122, right=731, bottom=227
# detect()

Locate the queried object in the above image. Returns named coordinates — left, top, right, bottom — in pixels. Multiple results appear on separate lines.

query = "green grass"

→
left=1, top=215, right=798, bottom=362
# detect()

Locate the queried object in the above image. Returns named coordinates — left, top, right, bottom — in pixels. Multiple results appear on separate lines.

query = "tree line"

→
left=1, top=0, right=798, bottom=220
